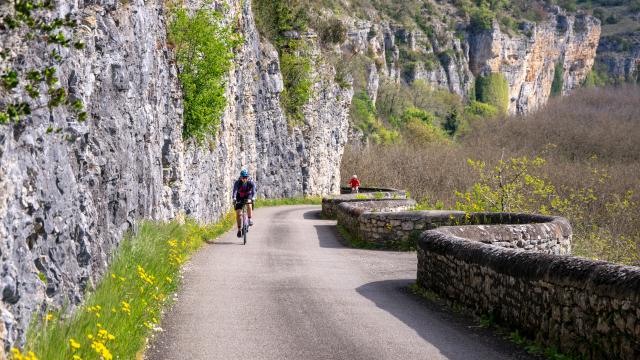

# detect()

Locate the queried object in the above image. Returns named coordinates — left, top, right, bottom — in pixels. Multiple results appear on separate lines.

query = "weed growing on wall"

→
left=168, top=5, right=242, bottom=142
left=0, top=0, right=87, bottom=126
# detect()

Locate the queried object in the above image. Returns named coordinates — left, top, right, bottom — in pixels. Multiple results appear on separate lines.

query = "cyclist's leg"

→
left=234, top=201, right=243, bottom=237
left=247, top=202, right=253, bottom=225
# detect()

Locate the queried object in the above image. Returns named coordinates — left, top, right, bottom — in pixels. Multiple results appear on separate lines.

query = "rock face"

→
left=597, top=32, right=640, bottom=82
left=0, top=0, right=351, bottom=350
left=340, top=7, right=600, bottom=114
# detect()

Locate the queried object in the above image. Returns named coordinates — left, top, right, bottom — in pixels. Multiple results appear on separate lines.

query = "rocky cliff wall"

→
left=338, top=6, right=600, bottom=114
left=0, top=0, right=351, bottom=349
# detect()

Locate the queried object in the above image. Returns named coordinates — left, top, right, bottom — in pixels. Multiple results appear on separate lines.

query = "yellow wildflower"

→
left=72, top=355, right=82, bottom=360
left=45, top=313, right=53, bottom=321
left=69, top=338, right=81, bottom=350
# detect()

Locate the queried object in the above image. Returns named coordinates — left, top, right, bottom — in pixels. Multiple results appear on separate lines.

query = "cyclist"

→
left=348, top=174, right=360, bottom=193
left=232, top=169, right=257, bottom=237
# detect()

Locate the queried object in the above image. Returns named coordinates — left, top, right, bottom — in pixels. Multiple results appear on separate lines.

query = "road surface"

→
left=146, top=205, right=534, bottom=360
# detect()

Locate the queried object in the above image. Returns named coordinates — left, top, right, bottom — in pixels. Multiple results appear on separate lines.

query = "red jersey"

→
left=349, top=178, right=360, bottom=187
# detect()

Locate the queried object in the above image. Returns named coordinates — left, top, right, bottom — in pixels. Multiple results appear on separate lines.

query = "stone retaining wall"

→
left=333, top=197, right=571, bottom=254
left=321, top=188, right=407, bottom=219
left=418, top=231, right=640, bottom=359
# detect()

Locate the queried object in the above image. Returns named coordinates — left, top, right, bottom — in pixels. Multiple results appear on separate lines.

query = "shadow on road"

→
left=303, top=209, right=322, bottom=219
left=356, top=279, right=538, bottom=360
left=313, top=224, right=344, bottom=248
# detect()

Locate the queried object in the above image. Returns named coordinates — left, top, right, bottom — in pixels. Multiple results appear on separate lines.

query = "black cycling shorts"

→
left=234, top=199, right=251, bottom=210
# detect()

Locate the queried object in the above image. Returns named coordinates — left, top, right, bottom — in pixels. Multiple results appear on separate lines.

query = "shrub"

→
left=475, top=73, right=509, bottom=114
left=280, top=50, right=313, bottom=125
left=168, top=6, right=241, bottom=141
left=319, top=18, right=347, bottom=44
left=469, top=7, right=495, bottom=32
left=550, top=62, right=564, bottom=97
left=253, top=0, right=313, bottom=125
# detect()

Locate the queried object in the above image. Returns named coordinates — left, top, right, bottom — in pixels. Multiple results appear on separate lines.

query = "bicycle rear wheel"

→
left=242, top=206, right=248, bottom=245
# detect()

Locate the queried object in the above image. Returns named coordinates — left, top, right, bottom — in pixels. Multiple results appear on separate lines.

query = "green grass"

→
left=254, top=196, right=322, bottom=208
left=19, top=214, right=235, bottom=360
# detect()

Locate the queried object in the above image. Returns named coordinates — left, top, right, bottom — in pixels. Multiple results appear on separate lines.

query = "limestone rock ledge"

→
left=0, top=0, right=351, bottom=350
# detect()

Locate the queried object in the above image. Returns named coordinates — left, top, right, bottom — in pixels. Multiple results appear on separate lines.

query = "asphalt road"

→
left=146, top=205, right=535, bottom=360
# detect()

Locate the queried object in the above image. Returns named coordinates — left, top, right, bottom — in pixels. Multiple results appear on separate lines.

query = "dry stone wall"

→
left=418, top=232, right=640, bottom=359
left=329, top=194, right=571, bottom=254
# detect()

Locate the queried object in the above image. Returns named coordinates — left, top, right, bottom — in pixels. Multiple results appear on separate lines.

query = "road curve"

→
left=146, top=205, right=534, bottom=360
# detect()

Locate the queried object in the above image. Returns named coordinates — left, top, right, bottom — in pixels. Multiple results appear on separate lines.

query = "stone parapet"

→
left=321, top=188, right=407, bottom=219
left=333, top=195, right=571, bottom=254
left=418, top=231, right=640, bottom=359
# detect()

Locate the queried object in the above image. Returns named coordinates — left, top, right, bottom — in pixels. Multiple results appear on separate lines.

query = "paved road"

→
left=147, top=205, right=534, bottom=360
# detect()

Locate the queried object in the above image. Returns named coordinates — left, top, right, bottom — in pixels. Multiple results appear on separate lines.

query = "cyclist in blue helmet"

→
left=232, top=169, right=257, bottom=237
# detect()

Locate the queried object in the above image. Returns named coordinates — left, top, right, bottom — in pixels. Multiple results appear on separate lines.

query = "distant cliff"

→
left=335, top=5, right=600, bottom=114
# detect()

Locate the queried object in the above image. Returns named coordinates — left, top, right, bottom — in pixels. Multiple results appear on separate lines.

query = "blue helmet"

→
left=240, top=169, right=249, bottom=178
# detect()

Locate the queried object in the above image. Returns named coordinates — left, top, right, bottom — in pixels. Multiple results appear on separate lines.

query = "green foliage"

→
left=168, top=6, right=241, bottom=142
left=582, top=68, right=611, bottom=88
left=455, top=156, right=555, bottom=213
left=319, top=18, right=347, bottom=44
left=21, top=215, right=235, bottom=359
left=551, top=63, right=564, bottom=97
left=350, top=91, right=400, bottom=144
left=464, top=100, right=498, bottom=118
left=253, top=0, right=313, bottom=125
left=280, top=50, right=313, bottom=125
left=396, top=107, right=436, bottom=127
left=469, top=6, right=495, bottom=32
left=475, top=73, right=509, bottom=114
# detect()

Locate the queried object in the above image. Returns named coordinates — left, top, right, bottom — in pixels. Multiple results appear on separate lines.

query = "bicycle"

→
left=238, top=199, right=252, bottom=245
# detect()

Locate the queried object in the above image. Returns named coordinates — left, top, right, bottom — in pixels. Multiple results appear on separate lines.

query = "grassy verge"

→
left=254, top=196, right=322, bottom=208
left=15, top=213, right=235, bottom=360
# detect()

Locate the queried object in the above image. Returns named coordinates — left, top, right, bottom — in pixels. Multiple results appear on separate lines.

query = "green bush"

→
left=397, top=107, right=437, bottom=127
left=551, top=62, right=564, bottom=97
left=319, top=18, right=347, bottom=44
left=464, top=100, right=499, bottom=118
left=475, top=73, right=509, bottom=114
left=280, top=50, right=313, bottom=125
left=253, top=0, right=313, bottom=125
left=469, top=7, right=495, bottom=32
left=169, top=6, right=241, bottom=142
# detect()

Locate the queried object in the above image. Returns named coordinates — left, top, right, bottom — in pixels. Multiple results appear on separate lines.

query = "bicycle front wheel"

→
left=243, top=224, right=247, bottom=245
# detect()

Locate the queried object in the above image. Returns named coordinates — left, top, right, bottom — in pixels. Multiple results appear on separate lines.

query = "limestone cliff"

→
left=338, top=6, right=600, bottom=114
left=0, top=0, right=350, bottom=350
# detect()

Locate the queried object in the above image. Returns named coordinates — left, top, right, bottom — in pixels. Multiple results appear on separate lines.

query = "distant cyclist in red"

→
left=232, top=169, right=257, bottom=237
left=349, top=175, right=360, bottom=193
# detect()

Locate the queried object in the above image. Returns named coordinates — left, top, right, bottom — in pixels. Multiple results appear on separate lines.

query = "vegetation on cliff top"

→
left=253, top=0, right=314, bottom=126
